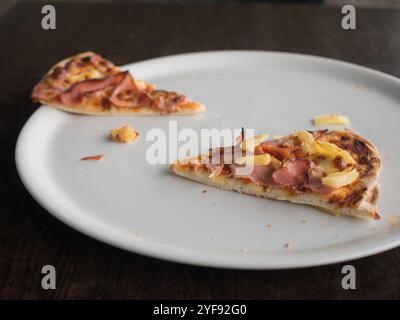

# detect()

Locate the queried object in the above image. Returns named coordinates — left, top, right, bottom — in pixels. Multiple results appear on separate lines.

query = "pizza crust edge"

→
left=40, top=100, right=205, bottom=116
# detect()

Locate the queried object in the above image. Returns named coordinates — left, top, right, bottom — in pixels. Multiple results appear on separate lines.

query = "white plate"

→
left=16, top=51, right=400, bottom=269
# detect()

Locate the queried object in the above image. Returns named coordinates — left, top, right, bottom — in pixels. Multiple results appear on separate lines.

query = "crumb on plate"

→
left=81, top=154, right=104, bottom=161
left=284, top=242, right=292, bottom=249
left=110, top=124, right=139, bottom=143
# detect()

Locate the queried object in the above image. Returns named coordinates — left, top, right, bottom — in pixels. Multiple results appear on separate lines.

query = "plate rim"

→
left=16, top=50, right=400, bottom=269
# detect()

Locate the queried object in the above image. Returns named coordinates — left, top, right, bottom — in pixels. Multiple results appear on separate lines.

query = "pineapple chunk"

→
left=110, top=125, right=139, bottom=143
left=322, top=168, right=359, bottom=188
left=297, top=130, right=315, bottom=144
left=313, top=114, right=350, bottom=126
left=296, top=130, right=356, bottom=165
left=70, top=69, right=103, bottom=83
left=241, top=134, right=269, bottom=152
left=318, top=157, right=339, bottom=174
left=235, top=154, right=271, bottom=166
left=296, top=130, right=317, bottom=154
left=315, top=141, right=356, bottom=165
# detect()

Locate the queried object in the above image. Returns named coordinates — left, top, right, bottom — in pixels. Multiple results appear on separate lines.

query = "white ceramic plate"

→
left=16, top=51, right=400, bottom=269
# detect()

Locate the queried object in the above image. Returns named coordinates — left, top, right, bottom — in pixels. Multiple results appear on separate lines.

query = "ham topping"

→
left=231, top=163, right=279, bottom=186
left=109, top=72, right=140, bottom=107
left=307, top=163, right=334, bottom=194
left=60, top=72, right=128, bottom=105
left=272, top=158, right=310, bottom=188
left=203, top=132, right=335, bottom=193
left=256, top=141, right=298, bottom=161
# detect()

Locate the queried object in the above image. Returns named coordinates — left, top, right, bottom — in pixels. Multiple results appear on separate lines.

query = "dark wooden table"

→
left=1, top=2, right=400, bottom=299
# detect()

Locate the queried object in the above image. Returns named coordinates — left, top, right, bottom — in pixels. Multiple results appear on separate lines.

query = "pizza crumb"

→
left=355, top=83, right=365, bottom=91
left=201, top=190, right=207, bottom=193
left=110, top=125, right=139, bottom=143
left=267, top=224, right=272, bottom=229
left=301, top=219, right=308, bottom=224
left=284, top=242, right=292, bottom=249
left=81, top=154, right=104, bottom=161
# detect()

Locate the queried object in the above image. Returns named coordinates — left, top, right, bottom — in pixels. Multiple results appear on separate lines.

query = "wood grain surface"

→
left=1, top=2, right=400, bottom=299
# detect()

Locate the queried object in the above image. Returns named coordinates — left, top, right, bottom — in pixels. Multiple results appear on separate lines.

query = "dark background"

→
left=1, top=1, right=400, bottom=299
left=1, top=0, right=400, bottom=17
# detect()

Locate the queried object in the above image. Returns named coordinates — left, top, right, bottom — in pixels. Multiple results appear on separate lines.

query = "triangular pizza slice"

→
left=32, top=52, right=204, bottom=115
left=171, top=129, right=381, bottom=219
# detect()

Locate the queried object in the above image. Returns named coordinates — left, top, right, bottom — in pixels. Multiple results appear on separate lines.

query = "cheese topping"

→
left=235, top=154, right=271, bottom=166
left=241, top=134, right=269, bottom=152
left=322, top=168, right=359, bottom=189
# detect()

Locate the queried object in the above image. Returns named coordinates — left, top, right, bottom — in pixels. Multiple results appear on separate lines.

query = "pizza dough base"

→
left=170, top=163, right=380, bottom=219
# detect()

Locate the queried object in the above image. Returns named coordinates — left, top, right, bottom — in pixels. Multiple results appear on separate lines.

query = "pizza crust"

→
left=170, top=163, right=379, bottom=219
left=42, top=101, right=205, bottom=116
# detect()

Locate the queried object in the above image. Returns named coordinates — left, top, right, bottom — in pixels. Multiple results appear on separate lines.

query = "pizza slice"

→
left=171, top=129, right=382, bottom=219
left=31, top=52, right=204, bottom=115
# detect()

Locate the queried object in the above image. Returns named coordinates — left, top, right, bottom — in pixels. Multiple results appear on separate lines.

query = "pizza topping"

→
left=272, top=158, right=310, bottom=188
left=313, top=114, right=350, bottom=126
left=257, top=142, right=298, bottom=161
left=208, top=145, right=242, bottom=166
left=295, top=130, right=359, bottom=188
left=317, top=157, right=339, bottom=174
left=307, top=163, right=334, bottom=194
left=296, top=130, right=356, bottom=164
left=199, top=130, right=365, bottom=192
left=234, top=154, right=271, bottom=166
left=333, top=156, right=346, bottom=170
left=151, top=91, right=188, bottom=113
left=31, top=81, right=62, bottom=101
left=297, top=130, right=317, bottom=154
left=232, top=163, right=278, bottom=186
left=241, top=134, right=269, bottom=152
left=109, top=72, right=140, bottom=107
left=321, top=168, right=359, bottom=189
left=316, top=141, right=356, bottom=165
left=60, top=73, right=126, bottom=105
left=66, top=52, right=119, bottom=77
left=110, top=125, right=139, bottom=143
